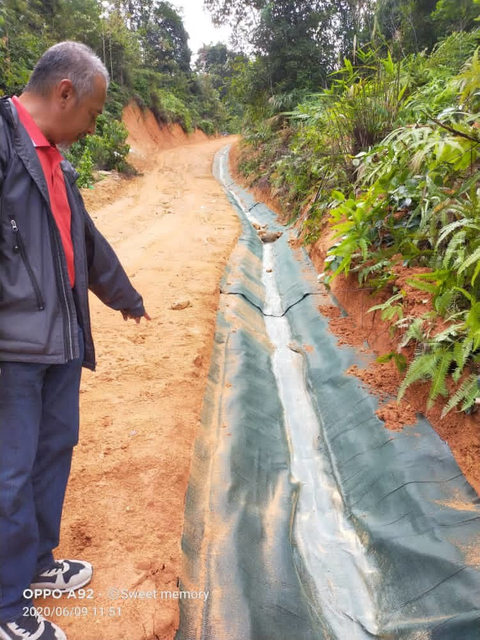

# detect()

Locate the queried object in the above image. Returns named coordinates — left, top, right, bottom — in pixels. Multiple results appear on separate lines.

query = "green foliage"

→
left=206, top=0, right=375, bottom=104
left=104, top=81, right=131, bottom=119
left=398, top=346, right=454, bottom=408
left=376, top=0, right=437, bottom=54
left=65, top=113, right=131, bottom=182
left=320, top=49, right=480, bottom=412
left=432, top=0, right=480, bottom=34
left=442, top=373, right=479, bottom=415
left=150, top=88, right=193, bottom=132
left=0, top=0, right=233, bottom=167
left=376, top=351, right=408, bottom=373
left=197, top=120, right=216, bottom=136
left=195, top=43, right=247, bottom=131
left=75, top=147, right=94, bottom=188
left=236, top=30, right=480, bottom=414
left=0, top=0, right=54, bottom=95
left=87, top=115, right=130, bottom=170
left=369, top=293, right=405, bottom=323
left=136, top=1, right=191, bottom=75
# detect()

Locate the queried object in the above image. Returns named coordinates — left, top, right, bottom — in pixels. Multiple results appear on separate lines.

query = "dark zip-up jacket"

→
left=0, top=97, right=145, bottom=370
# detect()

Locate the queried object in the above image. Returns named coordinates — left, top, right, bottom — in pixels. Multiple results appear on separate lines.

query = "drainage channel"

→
left=176, top=145, right=480, bottom=640
left=218, top=148, right=378, bottom=636
left=244, top=212, right=378, bottom=636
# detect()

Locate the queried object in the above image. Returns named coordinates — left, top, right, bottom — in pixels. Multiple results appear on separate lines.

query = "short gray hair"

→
left=25, top=41, right=109, bottom=100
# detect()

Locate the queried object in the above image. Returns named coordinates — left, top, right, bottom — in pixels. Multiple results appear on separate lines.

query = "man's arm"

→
left=81, top=201, right=149, bottom=320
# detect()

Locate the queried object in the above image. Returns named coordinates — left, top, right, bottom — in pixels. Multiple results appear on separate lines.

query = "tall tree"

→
left=204, top=0, right=375, bottom=97
left=0, top=0, right=53, bottom=94
left=377, top=0, right=437, bottom=53
left=432, top=0, right=480, bottom=34
left=196, top=43, right=246, bottom=97
left=125, top=0, right=191, bottom=74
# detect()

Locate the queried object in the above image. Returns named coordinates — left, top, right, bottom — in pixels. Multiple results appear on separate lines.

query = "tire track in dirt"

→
left=45, top=134, right=241, bottom=640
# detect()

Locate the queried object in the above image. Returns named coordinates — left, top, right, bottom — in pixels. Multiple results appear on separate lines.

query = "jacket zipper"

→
left=47, top=215, right=75, bottom=360
left=10, top=219, right=45, bottom=311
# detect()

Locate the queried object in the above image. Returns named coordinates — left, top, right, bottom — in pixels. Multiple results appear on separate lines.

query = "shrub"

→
left=65, top=113, right=131, bottom=182
left=86, top=116, right=130, bottom=171
left=75, top=148, right=94, bottom=188
left=197, top=119, right=216, bottom=136
left=150, top=88, right=193, bottom=133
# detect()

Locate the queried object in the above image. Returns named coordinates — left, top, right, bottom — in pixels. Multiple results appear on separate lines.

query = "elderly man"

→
left=0, top=42, right=149, bottom=640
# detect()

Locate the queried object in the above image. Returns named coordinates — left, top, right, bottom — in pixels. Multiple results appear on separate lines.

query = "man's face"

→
left=54, top=74, right=107, bottom=146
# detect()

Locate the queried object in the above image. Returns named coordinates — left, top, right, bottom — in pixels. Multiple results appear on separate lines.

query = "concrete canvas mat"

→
left=175, top=146, right=480, bottom=640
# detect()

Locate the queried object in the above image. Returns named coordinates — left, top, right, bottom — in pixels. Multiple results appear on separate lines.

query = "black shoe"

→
left=0, top=609, right=67, bottom=640
left=31, top=559, right=92, bottom=592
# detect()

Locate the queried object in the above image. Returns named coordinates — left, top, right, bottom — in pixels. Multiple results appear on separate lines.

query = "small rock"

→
left=266, top=269, right=273, bottom=273
left=259, top=231, right=283, bottom=243
left=171, top=300, right=191, bottom=310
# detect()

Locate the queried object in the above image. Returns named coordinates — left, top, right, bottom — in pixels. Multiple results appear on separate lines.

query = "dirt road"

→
left=49, top=129, right=241, bottom=640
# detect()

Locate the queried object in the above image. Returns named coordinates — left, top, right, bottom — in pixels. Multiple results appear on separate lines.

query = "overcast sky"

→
left=171, top=1, right=232, bottom=57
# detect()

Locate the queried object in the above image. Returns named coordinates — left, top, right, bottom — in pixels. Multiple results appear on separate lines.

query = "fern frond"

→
left=431, top=323, right=463, bottom=343
left=443, top=231, right=466, bottom=269
left=356, top=259, right=390, bottom=285
left=434, top=289, right=456, bottom=315
left=453, top=337, right=473, bottom=374
left=428, top=349, right=454, bottom=408
left=458, top=245, right=480, bottom=275
left=398, top=351, right=440, bottom=401
left=437, top=220, right=470, bottom=246
left=368, top=292, right=404, bottom=314
left=442, top=373, right=478, bottom=417
left=399, top=317, right=426, bottom=348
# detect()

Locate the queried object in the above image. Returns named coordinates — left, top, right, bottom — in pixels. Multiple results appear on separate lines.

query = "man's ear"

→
left=56, top=79, right=76, bottom=107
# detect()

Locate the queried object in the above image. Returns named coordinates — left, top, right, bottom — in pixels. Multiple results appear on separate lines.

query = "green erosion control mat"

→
left=175, top=146, right=480, bottom=640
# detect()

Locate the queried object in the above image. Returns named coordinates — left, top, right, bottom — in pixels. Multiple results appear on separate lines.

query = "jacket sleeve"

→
left=82, top=203, right=146, bottom=317
left=0, top=117, right=7, bottom=193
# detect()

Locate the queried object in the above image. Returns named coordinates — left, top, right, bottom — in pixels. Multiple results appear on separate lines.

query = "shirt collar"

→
left=12, top=95, right=55, bottom=149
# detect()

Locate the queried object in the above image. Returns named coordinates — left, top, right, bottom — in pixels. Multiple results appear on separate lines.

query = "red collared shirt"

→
left=12, top=96, right=75, bottom=287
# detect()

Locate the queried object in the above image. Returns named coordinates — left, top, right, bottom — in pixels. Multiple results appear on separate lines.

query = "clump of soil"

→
left=375, top=400, right=418, bottom=432
left=319, top=304, right=341, bottom=320
left=347, top=363, right=399, bottom=398
left=345, top=362, right=417, bottom=431
left=320, top=305, right=364, bottom=348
